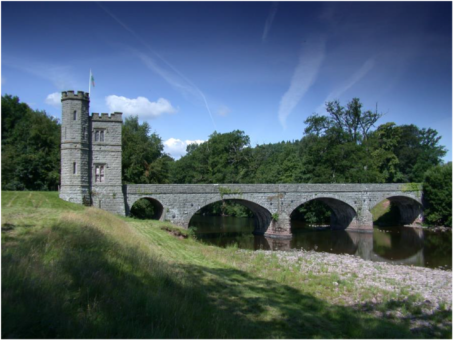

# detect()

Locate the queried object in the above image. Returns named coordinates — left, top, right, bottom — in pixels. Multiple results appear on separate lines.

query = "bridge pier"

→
left=263, top=213, right=292, bottom=239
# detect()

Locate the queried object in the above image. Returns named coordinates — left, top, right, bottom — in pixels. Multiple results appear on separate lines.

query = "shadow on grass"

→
left=2, top=222, right=450, bottom=338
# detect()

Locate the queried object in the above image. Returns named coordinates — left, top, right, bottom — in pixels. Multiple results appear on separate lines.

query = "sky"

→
left=2, top=1, right=452, bottom=160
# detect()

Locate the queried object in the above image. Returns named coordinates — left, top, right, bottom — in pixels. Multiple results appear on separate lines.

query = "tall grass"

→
left=2, top=192, right=450, bottom=338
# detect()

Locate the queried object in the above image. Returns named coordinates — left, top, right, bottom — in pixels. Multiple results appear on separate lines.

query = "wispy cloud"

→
left=316, top=58, right=375, bottom=113
left=278, top=39, right=326, bottom=128
left=163, top=138, right=205, bottom=159
left=3, top=57, right=75, bottom=90
left=98, top=3, right=216, bottom=130
left=106, top=95, right=177, bottom=118
left=262, top=2, right=278, bottom=42
left=45, top=92, right=61, bottom=107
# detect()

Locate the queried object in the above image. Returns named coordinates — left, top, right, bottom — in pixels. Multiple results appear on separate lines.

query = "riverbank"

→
left=2, top=191, right=452, bottom=338
left=248, top=249, right=451, bottom=317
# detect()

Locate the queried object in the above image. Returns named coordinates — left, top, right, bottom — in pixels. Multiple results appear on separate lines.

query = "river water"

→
left=189, top=215, right=452, bottom=270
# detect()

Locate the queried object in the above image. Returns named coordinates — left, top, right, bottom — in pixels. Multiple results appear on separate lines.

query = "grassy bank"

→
left=2, top=192, right=451, bottom=338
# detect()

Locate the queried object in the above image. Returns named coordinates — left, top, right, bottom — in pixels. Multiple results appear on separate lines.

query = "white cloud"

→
left=1, top=77, right=6, bottom=85
left=105, top=95, right=176, bottom=118
left=262, top=2, right=278, bottom=42
left=217, top=105, right=230, bottom=117
left=45, top=92, right=61, bottom=107
left=316, top=58, right=375, bottom=114
left=278, top=39, right=326, bottom=128
left=163, top=138, right=205, bottom=159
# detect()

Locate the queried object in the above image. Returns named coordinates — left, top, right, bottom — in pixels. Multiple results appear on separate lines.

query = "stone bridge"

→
left=124, top=183, right=422, bottom=238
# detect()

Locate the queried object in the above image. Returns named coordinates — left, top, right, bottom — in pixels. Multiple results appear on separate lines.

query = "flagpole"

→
left=88, top=69, right=91, bottom=97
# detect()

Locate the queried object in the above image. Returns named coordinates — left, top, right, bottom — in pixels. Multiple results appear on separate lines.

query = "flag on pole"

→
left=89, top=69, right=95, bottom=96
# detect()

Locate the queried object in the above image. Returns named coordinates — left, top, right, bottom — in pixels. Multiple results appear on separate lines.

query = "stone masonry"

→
left=60, top=90, right=423, bottom=238
left=60, top=91, right=125, bottom=215
left=125, top=183, right=423, bottom=238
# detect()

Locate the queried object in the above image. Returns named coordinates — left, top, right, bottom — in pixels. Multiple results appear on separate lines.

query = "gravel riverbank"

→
left=245, top=249, right=452, bottom=335
left=257, top=249, right=452, bottom=309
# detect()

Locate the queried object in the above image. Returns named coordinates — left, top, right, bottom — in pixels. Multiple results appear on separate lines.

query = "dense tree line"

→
left=170, top=99, right=446, bottom=185
left=2, top=95, right=60, bottom=191
left=1, top=95, right=450, bottom=226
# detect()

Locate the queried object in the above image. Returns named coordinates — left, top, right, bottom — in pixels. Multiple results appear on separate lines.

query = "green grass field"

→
left=2, top=192, right=451, bottom=338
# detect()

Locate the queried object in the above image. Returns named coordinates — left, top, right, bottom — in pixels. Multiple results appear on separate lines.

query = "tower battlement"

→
left=91, top=112, right=123, bottom=121
left=61, top=91, right=90, bottom=101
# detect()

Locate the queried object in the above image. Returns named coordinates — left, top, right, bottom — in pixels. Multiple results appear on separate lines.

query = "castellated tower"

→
left=60, top=91, right=91, bottom=205
left=60, top=90, right=125, bottom=215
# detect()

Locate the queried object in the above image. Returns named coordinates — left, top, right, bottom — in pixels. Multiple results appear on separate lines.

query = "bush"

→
left=423, top=163, right=452, bottom=227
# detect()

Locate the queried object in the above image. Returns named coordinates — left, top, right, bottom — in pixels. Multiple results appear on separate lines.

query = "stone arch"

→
left=128, top=196, right=164, bottom=220
left=371, top=195, right=423, bottom=226
left=186, top=198, right=272, bottom=235
left=289, top=197, right=357, bottom=230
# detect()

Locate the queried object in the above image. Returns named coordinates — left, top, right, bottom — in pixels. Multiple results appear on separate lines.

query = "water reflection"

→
left=189, top=215, right=452, bottom=269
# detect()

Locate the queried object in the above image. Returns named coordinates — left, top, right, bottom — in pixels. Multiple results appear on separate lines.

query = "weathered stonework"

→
left=60, top=91, right=125, bottom=215
left=125, top=183, right=423, bottom=238
left=60, top=90, right=423, bottom=239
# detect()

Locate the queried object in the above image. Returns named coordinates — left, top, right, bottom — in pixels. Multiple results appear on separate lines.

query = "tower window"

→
left=73, top=162, right=77, bottom=174
left=94, top=129, right=105, bottom=142
left=95, top=165, right=105, bottom=183
left=73, top=110, right=77, bottom=120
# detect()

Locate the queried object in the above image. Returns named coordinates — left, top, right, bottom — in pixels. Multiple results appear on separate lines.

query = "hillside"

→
left=2, top=192, right=451, bottom=338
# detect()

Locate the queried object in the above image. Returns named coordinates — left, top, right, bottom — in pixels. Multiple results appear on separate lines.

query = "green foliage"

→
left=1, top=94, right=60, bottom=191
left=122, top=116, right=174, bottom=184
left=271, top=213, right=279, bottom=221
left=423, top=163, right=452, bottom=227
left=291, top=200, right=332, bottom=225
left=170, top=130, right=251, bottom=184
left=197, top=201, right=254, bottom=218
left=129, top=198, right=156, bottom=219
left=218, top=186, right=242, bottom=198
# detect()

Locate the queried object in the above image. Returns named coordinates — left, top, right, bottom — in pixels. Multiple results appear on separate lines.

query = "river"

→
left=189, top=215, right=452, bottom=270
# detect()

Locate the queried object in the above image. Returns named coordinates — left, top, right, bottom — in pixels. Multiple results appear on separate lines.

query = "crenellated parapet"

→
left=91, top=112, right=123, bottom=121
left=61, top=91, right=90, bottom=102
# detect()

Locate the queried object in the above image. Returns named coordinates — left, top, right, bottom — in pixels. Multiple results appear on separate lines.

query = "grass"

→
left=2, top=191, right=451, bottom=338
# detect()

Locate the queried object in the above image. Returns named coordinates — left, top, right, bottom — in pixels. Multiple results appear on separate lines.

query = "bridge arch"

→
left=371, top=195, right=423, bottom=226
left=288, top=197, right=357, bottom=230
left=128, top=196, right=164, bottom=220
left=186, top=198, right=272, bottom=235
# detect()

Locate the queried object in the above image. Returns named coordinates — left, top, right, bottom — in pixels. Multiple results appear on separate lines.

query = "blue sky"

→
left=2, top=1, right=452, bottom=160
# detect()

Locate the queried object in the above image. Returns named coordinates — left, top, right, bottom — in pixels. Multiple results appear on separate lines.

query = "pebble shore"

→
left=254, top=249, right=452, bottom=310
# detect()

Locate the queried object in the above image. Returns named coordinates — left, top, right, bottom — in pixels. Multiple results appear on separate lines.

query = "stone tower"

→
left=60, top=90, right=125, bottom=215
left=60, top=91, right=91, bottom=205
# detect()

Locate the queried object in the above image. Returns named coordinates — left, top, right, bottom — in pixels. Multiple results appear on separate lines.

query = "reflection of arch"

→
left=188, top=199, right=271, bottom=235
left=373, top=226, right=424, bottom=260
left=372, top=196, right=423, bottom=226
left=289, top=197, right=357, bottom=230
left=129, top=197, right=164, bottom=220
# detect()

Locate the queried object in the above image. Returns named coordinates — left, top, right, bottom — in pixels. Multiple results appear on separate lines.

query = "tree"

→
left=393, top=125, right=446, bottom=182
left=170, top=130, right=251, bottom=184
left=122, top=116, right=173, bottom=184
left=423, top=163, right=452, bottom=227
left=304, top=98, right=382, bottom=144
left=1, top=94, right=60, bottom=191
